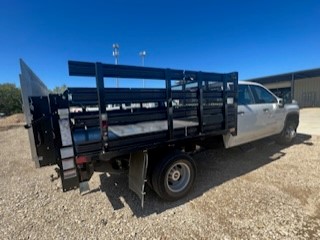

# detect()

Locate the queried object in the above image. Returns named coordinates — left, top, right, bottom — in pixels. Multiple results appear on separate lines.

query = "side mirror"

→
left=278, top=98, right=284, bottom=108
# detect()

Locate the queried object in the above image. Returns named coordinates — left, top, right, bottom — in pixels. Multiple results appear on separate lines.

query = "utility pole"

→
left=113, top=43, right=119, bottom=87
left=139, top=50, right=146, bottom=88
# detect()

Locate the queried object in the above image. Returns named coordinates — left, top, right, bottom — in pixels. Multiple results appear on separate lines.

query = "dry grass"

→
left=0, top=113, right=25, bottom=130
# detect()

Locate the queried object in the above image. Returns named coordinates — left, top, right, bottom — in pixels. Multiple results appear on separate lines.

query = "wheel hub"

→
left=171, top=170, right=181, bottom=181
left=286, top=127, right=296, bottom=139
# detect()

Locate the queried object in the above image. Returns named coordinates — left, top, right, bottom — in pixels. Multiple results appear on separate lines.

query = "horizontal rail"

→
left=68, top=61, right=236, bottom=81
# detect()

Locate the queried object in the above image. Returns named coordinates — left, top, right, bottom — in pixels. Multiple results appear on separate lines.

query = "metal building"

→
left=247, top=68, right=320, bottom=107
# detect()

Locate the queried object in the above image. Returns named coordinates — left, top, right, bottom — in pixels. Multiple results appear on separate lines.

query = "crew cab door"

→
left=224, top=83, right=284, bottom=148
left=249, top=84, right=282, bottom=137
left=224, top=84, right=262, bottom=147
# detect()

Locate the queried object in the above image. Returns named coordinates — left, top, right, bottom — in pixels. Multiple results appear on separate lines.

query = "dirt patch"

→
left=0, top=113, right=25, bottom=131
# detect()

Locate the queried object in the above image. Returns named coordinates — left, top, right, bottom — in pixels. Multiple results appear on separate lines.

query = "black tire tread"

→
left=276, top=120, right=297, bottom=145
left=151, top=152, right=196, bottom=201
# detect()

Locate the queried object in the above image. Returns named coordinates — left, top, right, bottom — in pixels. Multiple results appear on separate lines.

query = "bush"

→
left=0, top=83, right=22, bottom=115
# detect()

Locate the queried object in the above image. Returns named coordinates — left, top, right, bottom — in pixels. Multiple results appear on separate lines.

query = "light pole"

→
left=113, top=43, right=119, bottom=87
left=139, top=50, right=146, bottom=88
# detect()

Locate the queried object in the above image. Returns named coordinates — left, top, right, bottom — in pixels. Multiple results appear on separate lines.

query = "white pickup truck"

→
left=224, top=81, right=299, bottom=148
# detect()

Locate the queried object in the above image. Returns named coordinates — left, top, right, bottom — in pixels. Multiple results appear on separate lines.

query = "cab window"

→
left=238, top=85, right=254, bottom=105
left=250, top=85, right=277, bottom=104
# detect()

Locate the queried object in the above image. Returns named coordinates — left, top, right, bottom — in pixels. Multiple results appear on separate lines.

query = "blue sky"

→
left=0, top=0, right=319, bottom=89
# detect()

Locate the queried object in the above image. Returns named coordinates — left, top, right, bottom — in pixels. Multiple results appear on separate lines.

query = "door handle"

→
left=238, top=111, right=245, bottom=116
left=263, top=108, right=269, bottom=113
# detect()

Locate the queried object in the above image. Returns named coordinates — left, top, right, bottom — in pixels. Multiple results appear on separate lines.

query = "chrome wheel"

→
left=165, top=162, right=191, bottom=193
left=284, top=124, right=296, bottom=142
left=276, top=120, right=297, bottom=145
left=152, top=152, right=196, bottom=201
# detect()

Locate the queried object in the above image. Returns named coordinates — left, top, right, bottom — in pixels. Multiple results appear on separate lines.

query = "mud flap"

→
left=129, top=151, right=148, bottom=208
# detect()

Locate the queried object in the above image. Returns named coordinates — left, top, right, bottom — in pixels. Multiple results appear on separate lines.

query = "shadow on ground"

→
left=93, top=133, right=312, bottom=217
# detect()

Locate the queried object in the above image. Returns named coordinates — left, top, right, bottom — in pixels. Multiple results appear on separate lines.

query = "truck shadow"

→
left=97, top=133, right=313, bottom=217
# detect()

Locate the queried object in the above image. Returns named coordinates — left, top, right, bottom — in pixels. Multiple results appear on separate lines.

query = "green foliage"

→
left=0, top=83, right=22, bottom=115
left=51, top=84, right=67, bottom=94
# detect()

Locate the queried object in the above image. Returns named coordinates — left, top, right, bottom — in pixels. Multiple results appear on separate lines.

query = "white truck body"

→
left=224, top=81, right=299, bottom=148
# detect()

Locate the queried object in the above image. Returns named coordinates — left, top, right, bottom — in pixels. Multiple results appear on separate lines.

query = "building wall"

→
left=263, top=81, right=291, bottom=89
left=263, top=82, right=292, bottom=103
left=294, top=77, right=320, bottom=107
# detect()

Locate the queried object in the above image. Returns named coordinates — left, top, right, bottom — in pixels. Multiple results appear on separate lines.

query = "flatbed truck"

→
left=19, top=59, right=299, bottom=207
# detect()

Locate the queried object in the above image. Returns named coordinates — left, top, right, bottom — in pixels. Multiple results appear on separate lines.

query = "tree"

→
left=0, top=83, right=22, bottom=115
left=51, top=84, right=67, bottom=94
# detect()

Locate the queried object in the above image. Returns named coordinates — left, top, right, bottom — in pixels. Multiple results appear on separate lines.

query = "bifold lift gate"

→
left=20, top=59, right=82, bottom=191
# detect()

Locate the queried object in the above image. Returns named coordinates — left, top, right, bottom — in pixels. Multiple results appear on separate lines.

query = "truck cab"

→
left=224, top=81, right=299, bottom=148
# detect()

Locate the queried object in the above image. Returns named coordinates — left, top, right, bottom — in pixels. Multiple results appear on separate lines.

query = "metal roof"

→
left=246, top=68, right=320, bottom=84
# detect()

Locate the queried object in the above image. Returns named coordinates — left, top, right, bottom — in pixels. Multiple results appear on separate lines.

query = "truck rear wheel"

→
left=277, top=120, right=297, bottom=145
left=151, top=152, right=196, bottom=201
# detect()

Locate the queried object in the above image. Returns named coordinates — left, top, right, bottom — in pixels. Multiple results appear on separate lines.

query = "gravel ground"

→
left=298, top=108, right=320, bottom=136
left=1, top=120, right=320, bottom=239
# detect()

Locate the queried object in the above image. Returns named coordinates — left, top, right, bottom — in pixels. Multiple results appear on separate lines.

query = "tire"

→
left=277, top=120, right=297, bottom=145
left=151, top=152, right=196, bottom=201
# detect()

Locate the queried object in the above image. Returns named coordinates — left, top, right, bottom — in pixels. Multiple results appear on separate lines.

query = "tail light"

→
left=76, top=155, right=90, bottom=165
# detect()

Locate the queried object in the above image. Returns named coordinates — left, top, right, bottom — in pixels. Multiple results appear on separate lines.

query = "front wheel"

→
left=151, top=152, right=196, bottom=201
left=276, top=121, right=297, bottom=145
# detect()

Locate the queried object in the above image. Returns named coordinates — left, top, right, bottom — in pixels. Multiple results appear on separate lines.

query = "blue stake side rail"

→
left=67, top=61, right=238, bottom=159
